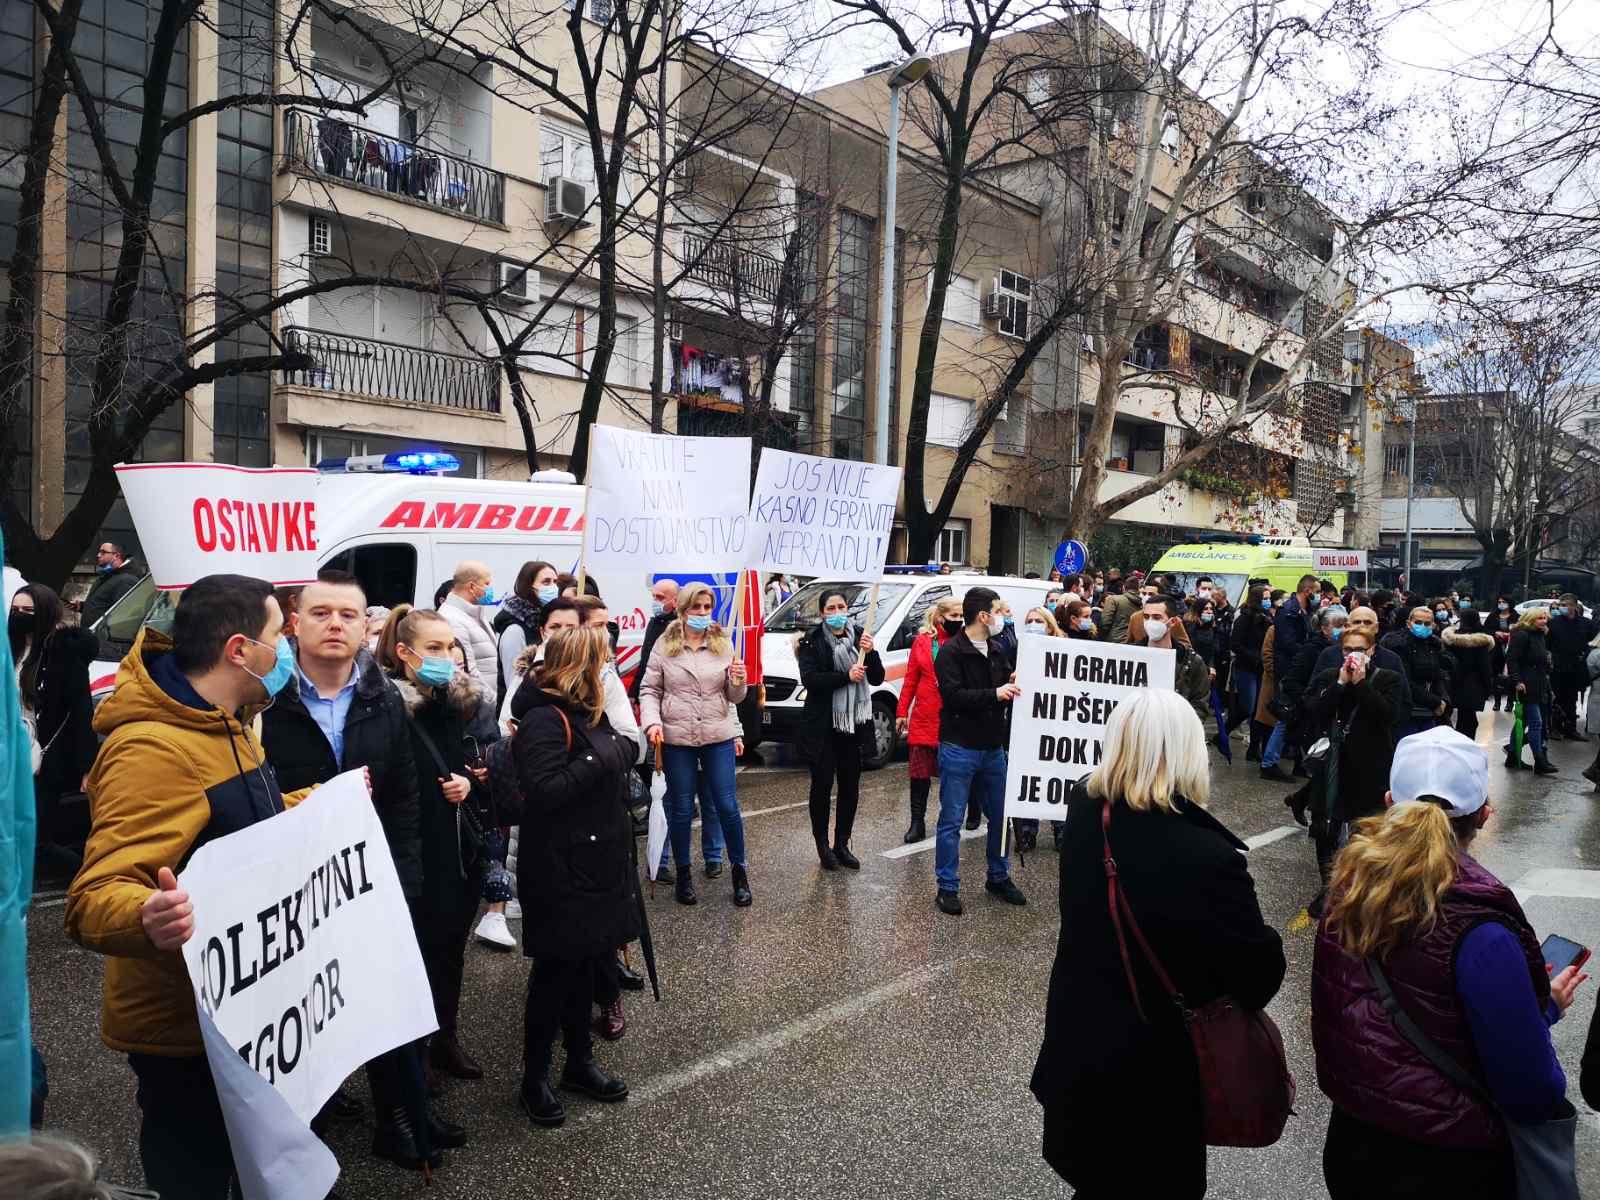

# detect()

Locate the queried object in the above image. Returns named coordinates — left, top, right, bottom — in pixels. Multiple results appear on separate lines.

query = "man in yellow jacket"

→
left=66, top=574, right=293, bottom=1200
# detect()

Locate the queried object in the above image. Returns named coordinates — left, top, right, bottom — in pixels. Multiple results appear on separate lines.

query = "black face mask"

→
left=942, top=619, right=963, bottom=637
left=8, top=611, right=31, bottom=656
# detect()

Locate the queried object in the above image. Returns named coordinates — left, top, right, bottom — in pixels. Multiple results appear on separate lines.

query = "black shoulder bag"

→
left=1364, top=956, right=1578, bottom=1199
left=410, top=717, right=492, bottom=878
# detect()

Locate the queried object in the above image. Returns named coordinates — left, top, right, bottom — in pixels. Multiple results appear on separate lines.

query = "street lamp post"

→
left=1402, top=393, right=1417, bottom=585
left=874, top=54, right=932, bottom=467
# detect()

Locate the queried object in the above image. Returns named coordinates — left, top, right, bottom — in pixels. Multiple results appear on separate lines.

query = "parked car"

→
left=1516, top=597, right=1595, bottom=621
left=759, top=571, right=1055, bottom=768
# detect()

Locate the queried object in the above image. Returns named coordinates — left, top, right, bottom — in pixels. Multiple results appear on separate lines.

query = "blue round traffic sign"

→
left=1053, top=539, right=1087, bottom=576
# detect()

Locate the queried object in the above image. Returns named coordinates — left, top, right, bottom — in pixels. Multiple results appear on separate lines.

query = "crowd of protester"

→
left=4, top=552, right=1600, bottom=1200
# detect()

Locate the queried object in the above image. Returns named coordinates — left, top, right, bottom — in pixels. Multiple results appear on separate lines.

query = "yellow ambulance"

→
left=1150, top=537, right=1350, bottom=607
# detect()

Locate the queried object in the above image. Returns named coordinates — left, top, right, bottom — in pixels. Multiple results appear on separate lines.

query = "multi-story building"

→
left=1343, top=326, right=1417, bottom=554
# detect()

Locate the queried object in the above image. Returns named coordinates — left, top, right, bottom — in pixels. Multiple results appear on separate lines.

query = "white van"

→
left=759, top=572, right=1056, bottom=767
left=89, top=459, right=655, bottom=694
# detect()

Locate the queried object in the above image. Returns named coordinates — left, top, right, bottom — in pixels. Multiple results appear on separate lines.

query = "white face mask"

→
left=1197, top=588, right=1211, bottom=600
left=1023, top=622, right=1048, bottom=636
left=1144, top=619, right=1169, bottom=642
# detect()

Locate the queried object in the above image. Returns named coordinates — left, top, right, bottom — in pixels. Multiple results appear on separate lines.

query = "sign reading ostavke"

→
left=746, top=449, right=901, bottom=576
left=116, top=462, right=321, bottom=589
left=582, top=426, right=751, bottom=573
left=179, top=770, right=436, bottom=1198
left=1003, top=638, right=1175, bottom=823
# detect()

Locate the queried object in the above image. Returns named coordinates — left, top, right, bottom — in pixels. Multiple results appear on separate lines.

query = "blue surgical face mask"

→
left=650, top=600, right=666, bottom=618
left=1411, top=622, right=1432, bottom=639
left=1077, top=618, right=1093, bottom=632
left=1002, top=614, right=1014, bottom=627
left=686, top=614, right=713, bottom=632
left=97, top=562, right=113, bottom=574
left=824, top=613, right=848, bottom=631
left=1201, top=612, right=1214, bottom=623
left=478, top=586, right=501, bottom=606
left=1553, top=606, right=1567, bottom=617
left=244, top=635, right=296, bottom=696
left=1459, top=601, right=1472, bottom=612
left=1260, top=599, right=1272, bottom=611
left=412, top=653, right=456, bottom=687
left=1023, top=622, right=1047, bottom=636
left=1307, top=594, right=1321, bottom=610
left=536, top=584, right=559, bottom=604
left=1435, top=610, right=1450, bottom=623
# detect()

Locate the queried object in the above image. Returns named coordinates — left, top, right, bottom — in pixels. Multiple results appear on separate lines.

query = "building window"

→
left=1025, top=70, right=1050, bottom=105
left=993, top=270, right=1031, bottom=339
left=1160, top=118, right=1180, bottom=159
left=830, top=210, right=874, bottom=461
left=938, top=274, right=981, bottom=327
left=936, top=520, right=970, bottom=565
left=927, top=393, right=973, bottom=448
left=1384, top=443, right=1409, bottom=478
left=563, top=0, right=614, bottom=21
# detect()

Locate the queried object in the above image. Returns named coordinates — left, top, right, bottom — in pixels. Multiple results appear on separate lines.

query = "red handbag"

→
left=1100, top=799, right=1296, bottom=1148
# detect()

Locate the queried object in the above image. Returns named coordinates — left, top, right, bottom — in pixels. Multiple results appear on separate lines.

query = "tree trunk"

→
left=1065, top=353, right=1123, bottom=541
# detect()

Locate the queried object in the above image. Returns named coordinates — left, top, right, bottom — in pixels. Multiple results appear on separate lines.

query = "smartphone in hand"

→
left=1541, top=933, right=1592, bottom=976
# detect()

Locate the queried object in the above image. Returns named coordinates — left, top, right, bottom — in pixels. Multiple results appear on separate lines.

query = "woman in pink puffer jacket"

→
left=640, top=583, right=751, bottom=908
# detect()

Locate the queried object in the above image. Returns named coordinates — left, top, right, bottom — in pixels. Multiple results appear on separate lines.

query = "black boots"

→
left=559, top=1057, right=629, bottom=1103
left=817, top=843, right=839, bottom=870
left=675, top=873, right=698, bottom=906
left=731, top=864, right=752, bottom=907
left=372, top=1106, right=443, bottom=1172
left=905, top=798, right=927, bottom=843
left=832, top=844, right=861, bottom=870
left=519, top=1078, right=566, bottom=1128
left=1505, top=745, right=1526, bottom=770
left=1534, top=752, right=1559, bottom=777
left=429, top=1033, right=483, bottom=1081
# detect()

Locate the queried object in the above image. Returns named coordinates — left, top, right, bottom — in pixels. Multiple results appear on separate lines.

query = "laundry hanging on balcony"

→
left=676, top=343, right=747, bottom=404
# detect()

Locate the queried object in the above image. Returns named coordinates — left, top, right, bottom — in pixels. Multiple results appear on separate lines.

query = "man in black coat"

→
left=259, top=570, right=458, bottom=1170
left=1273, top=572, right=1319, bottom=669
left=1547, top=594, right=1597, bottom=739
left=627, top=577, right=680, bottom=701
left=932, top=587, right=1025, bottom=916
left=1380, top=605, right=1455, bottom=739
left=79, top=541, right=141, bottom=630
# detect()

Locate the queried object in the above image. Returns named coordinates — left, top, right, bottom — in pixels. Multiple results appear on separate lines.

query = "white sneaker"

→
left=504, top=898, right=522, bottom=921
left=474, top=910, right=517, bottom=949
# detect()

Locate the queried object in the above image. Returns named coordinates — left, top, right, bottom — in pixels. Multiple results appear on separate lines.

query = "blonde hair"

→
left=1326, top=802, right=1475, bottom=959
left=378, top=604, right=452, bottom=680
left=539, top=625, right=609, bottom=726
left=1085, top=690, right=1210, bottom=812
left=1515, top=607, right=1547, bottom=631
left=922, top=596, right=963, bottom=635
left=1024, top=607, right=1061, bottom=635
left=657, top=582, right=733, bottom=657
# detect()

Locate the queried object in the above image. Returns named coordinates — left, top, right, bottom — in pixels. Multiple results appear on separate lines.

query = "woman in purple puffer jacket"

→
left=1312, top=726, right=1587, bottom=1197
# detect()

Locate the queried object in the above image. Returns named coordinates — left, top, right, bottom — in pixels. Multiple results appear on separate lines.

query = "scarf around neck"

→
left=828, top=622, right=871, bottom=734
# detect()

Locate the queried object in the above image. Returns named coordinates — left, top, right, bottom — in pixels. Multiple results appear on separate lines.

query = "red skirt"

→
left=909, top=744, right=940, bottom=780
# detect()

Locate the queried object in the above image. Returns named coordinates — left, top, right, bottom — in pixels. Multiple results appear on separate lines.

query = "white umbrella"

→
left=646, top=742, right=669, bottom=881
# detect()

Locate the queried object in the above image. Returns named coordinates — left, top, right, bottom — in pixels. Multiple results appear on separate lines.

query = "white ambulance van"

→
left=759, top=571, right=1055, bottom=768
left=88, top=453, right=655, bottom=694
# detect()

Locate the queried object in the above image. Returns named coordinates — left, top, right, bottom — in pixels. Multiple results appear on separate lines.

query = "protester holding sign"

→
left=260, top=571, right=464, bottom=1172
left=796, top=590, right=884, bottom=872
left=640, top=584, right=752, bottom=907
left=894, top=598, right=962, bottom=845
left=510, top=627, right=640, bottom=1129
left=65, top=574, right=293, bottom=1200
left=378, top=607, right=487, bottom=1087
left=932, top=587, right=1026, bottom=917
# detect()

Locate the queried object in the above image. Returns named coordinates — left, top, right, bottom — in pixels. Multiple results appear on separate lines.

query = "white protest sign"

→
left=116, top=462, right=322, bottom=588
left=746, top=449, right=901, bottom=577
left=1313, top=547, right=1367, bottom=572
left=582, top=426, right=751, bottom=573
left=179, top=770, right=436, bottom=1197
left=1004, top=637, right=1176, bottom=822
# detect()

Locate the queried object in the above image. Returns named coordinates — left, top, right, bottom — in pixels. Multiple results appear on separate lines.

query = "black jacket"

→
left=1307, top=665, right=1405, bottom=824
left=795, top=623, right=885, bottom=737
left=511, top=686, right=639, bottom=961
left=1441, top=626, right=1495, bottom=713
left=260, top=648, right=423, bottom=899
left=1273, top=593, right=1313, bottom=667
left=1506, top=626, right=1553, bottom=705
left=1380, top=630, right=1456, bottom=722
left=628, top=611, right=675, bottom=701
left=26, top=626, right=99, bottom=803
left=990, top=624, right=1018, bottom=671
left=391, top=673, right=483, bottom=933
left=1032, top=782, right=1285, bottom=1197
left=80, top=563, right=140, bottom=630
left=933, top=630, right=1013, bottom=750
left=1548, top=612, right=1598, bottom=673
left=1230, top=609, right=1271, bottom=675
left=1186, top=619, right=1220, bottom=667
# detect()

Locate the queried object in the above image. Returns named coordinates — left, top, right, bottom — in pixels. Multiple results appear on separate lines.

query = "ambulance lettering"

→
left=380, top=501, right=585, bottom=533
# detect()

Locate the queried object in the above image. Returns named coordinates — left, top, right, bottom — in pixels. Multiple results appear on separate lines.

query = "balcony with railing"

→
left=284, top=109, right=505, bottom=224
left=681, top=231, right=783, bottom=304
left=282, top=325, right=500, bottom=413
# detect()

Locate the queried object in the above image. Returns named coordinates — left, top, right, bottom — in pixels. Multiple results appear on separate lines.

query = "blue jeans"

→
left=1262, top=720, right=1289, bottom=767
left=653, top=764, right=725, bottom=870
left=1524, top=701, right=1547, bottom=757
left=663, top=740, right=744, bottom=869
left=1233, top=670, right=1260, bottom=729
left=935, top=743, right=1009, bottom=892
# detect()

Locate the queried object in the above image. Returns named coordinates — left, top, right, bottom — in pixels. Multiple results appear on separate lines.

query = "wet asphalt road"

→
left=25, top=707, right=1600, bottom=1200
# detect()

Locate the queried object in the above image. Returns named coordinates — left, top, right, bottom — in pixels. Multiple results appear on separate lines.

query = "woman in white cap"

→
left=1312, top=726, right=1586, bottom=1198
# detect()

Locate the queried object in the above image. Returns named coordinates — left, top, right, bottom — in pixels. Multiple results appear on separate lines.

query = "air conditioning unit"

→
left=983, top=280, right=1008, bottom=321
left=497, top=260, right=536, bottom=304
left=545, top=176, right=590, bottom=225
